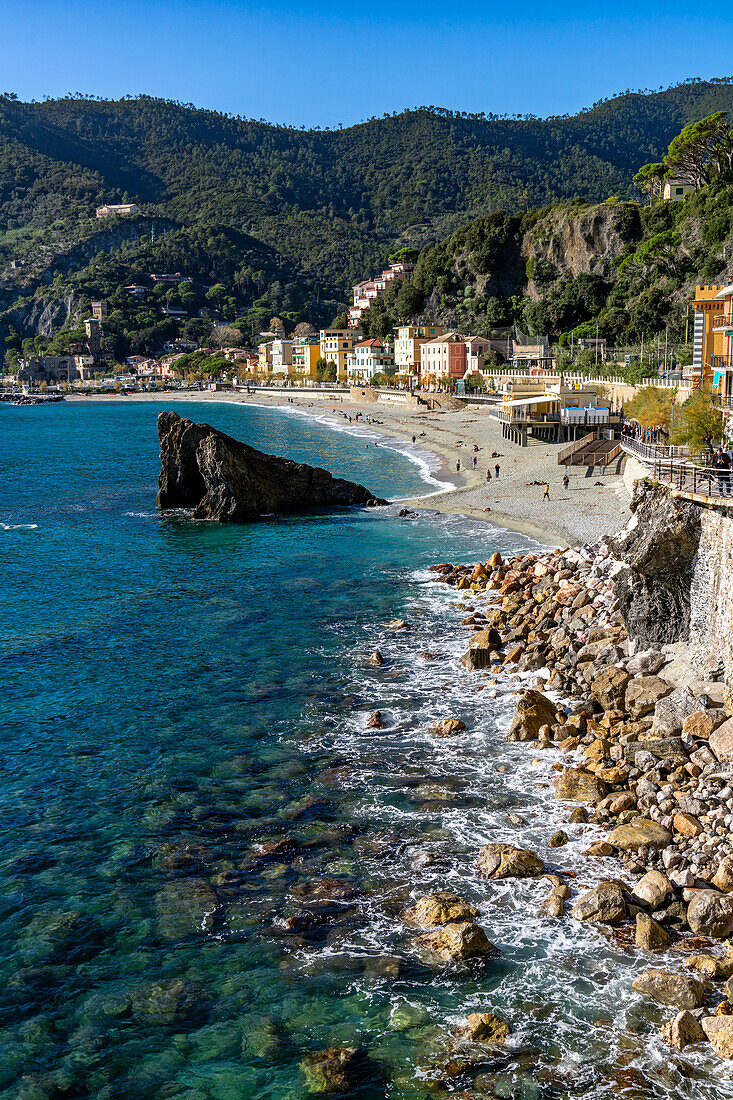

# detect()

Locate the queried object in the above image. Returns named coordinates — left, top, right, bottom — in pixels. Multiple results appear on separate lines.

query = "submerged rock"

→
left=131, top=979, right=201, bottom=1025
left=156, top=410, right=385, bottom=520
left=459, top=1011, right=512, bottom=1044
left=154, top=878, right=217, bottom=940
left=300, top=1046, right=375, bottom=1093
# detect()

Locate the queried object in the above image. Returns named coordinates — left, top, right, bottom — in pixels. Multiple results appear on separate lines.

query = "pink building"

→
left=349, top=260, right=416, bottom=326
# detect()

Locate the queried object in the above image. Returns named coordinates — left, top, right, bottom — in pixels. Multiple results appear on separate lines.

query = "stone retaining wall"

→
left=690, top=508, right=733, bottom=701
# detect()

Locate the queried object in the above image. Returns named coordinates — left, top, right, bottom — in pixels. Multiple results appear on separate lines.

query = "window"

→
left=676, top=187, right=684, bottom=196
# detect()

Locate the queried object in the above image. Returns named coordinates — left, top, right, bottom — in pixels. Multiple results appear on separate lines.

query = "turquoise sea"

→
left=0, top=399, right=729, bottom=1100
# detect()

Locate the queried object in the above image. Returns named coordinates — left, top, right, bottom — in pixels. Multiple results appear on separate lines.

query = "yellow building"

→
left=394, top=324, right=445, bottom=375
left=258, top=341, right=274, bottom=374
left=693, top=286, right=728, bottom=388
left=319, top=329, right=361, bottom=381
left=292, top=339, right=321, bottom=378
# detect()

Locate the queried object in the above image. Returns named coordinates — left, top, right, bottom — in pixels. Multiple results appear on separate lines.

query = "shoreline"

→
left=66, top=389, right=632, bottom=548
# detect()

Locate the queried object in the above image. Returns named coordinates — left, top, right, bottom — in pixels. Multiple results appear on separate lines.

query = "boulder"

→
left=419, top=922, right=498, bottom=962
left=539, top=886, right=568, bottom=918
left=590, top=666, right=632, bottom=711
left=402, top=893, right=478, bottom=928
left=660, top=1010, right=707, bottom=1050
left=623, top=738, right=688, bottom=767
left=475, top=844, right=544, bottom=880
left=300, top=1047, right=373, bottom=1094
left=625, top=676, right=673, bottom=719
left=555, top=767, right=607, bottom=804
left=156, top=411, right=385, bottom=521
left=687, top=891, right=733, bottom=939
left=673, top=812, right=703, bottom=838
left=367, top=710, right=383, bottom=729
left=506, top=689, right=557, bottom=742
left=702, top=1016, right=733, bottom=1058
left=652, top=687, right=700, bottom=737
left=685, top=954, right=733, bottom=980
left=682, top=711, right=717, bottom=740
left=627, top=650, right=665, bottom=676
left=431, top=718, right=466, bottom=738
left=571, top=880, right=627, bottom=924
left=713, top=858, right=733, bottom=894
left=460, top=1012, right=511, bottom=1044
left=606, top=818, right=672, bottom=852
left=632, top=969, right=705, bottom=1009
left=632, top=870, right=674, bottom=910
left=710, top=718, right=733, bottom=763
left=635, top=912, right=670, bottom=951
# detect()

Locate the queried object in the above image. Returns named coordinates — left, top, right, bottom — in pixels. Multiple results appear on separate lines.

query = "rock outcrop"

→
left=608, top=482, right=702, bottom=647
left=156, top=411, right=386, bottom=520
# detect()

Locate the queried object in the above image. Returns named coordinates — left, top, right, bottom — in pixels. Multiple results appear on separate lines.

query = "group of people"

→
left=713, top=448, right=733, bottom=495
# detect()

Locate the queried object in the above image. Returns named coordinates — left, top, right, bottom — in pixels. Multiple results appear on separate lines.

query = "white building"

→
left=346, top=338, right=395, bottom=382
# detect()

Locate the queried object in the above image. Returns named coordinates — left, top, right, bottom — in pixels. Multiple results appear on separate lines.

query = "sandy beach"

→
left=68, top=388, right=632, bottom=546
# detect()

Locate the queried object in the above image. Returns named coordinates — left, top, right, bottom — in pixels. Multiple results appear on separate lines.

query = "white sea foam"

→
left=1, top=523, right=38, bottom=531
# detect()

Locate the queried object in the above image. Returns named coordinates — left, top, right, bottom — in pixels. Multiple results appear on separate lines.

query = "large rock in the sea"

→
left=156, top=410, right=385, bottom=520
left=475, top=843, right=544, bottom=880
left=419, top=922, right=498, bottom=962
left=402, top=893, right=478, bottom=927
left=571, top=880, right=627, bottom=924
left=506, top=689, right=557, bottom=742
left=300, top=1047, right=374, bottom=1094
left=687, top=890, right=733, bottom=939
left=632, top=969, right=705, bottom=1009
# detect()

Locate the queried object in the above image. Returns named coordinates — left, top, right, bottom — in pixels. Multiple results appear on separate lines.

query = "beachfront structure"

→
left=394, top=325, right=445, bottom=374
left=349, top=260, right=416, bottom=326
left=96, top=203, right=138, bottom=217
left=291, top=338, right=321, bottom=378
left=511, top=334, right=554, bottom=372
left=74, top=355, right=96, bottom=380
left=693, top=285, right=729, bottom=388
left=492, top=379, right=614, bottom=447
left=319, top=328, right=362, bottom=380
left=346, top=339, right=395, bottom=382
left=663, top=179, right=695, bottom=202
left=257, top=338, right=294, bottom=375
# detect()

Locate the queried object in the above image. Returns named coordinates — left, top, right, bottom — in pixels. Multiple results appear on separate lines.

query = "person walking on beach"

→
left=495, top=463, right=500, bottom=479
left=543, top=483, right=550, bottom=500
left=456, top=460, right=461, bottom=473
left=472, top=455, right=477, bottom=469
left=563, top=473, right=569, bottom=490
left=486, top=468, right=492, bottom=483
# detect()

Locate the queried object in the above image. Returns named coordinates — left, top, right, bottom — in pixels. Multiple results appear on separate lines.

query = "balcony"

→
left=712, top=315, right=733, bottom=331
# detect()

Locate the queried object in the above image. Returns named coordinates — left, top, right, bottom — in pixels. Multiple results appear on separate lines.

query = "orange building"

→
left=693, top=285, right=728, bottom=388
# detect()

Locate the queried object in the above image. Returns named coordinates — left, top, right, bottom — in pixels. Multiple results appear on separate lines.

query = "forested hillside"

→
left=3, top=77, right=733, bottom=359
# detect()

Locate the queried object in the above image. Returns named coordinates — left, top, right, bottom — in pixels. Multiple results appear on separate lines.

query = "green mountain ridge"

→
left=3, top=78, right=733, bottom=360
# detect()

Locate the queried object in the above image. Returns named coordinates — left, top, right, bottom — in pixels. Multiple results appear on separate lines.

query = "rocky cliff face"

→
left=524, top=203, right=642, bottom=283
left=608, top=482, right=702, bottom=648
left=156, top=411, right=386, bottom=521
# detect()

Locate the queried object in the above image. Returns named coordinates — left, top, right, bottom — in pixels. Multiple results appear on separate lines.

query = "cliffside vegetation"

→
left=3, top=79, right=733, bottom=362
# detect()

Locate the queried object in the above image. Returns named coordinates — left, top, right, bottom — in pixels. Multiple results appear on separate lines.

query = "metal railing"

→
left=650, top=457, right=733, bottom=502
left=620, top=436, right=689, bottom=462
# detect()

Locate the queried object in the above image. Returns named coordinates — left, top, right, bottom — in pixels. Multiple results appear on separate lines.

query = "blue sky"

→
left=3, top=0, right=728, bottom=127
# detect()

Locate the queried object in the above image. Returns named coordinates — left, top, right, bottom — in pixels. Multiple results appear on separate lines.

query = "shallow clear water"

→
left=1, top=399, right=730, bottom=1099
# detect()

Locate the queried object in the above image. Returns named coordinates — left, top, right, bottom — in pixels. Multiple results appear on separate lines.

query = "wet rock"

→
left=367, top=710, right=383, bottom=729
left=385, top=618, right=410, bottom=631
left=660, top=1010, right=707, bottom=1050
left=710, top=718, right=733, bottom=763
left=402, top=893, right=478, bottom=927
left=366, top=651, right=384, bottom=667
left=459, top=1012, right=512, bottom=1044
left=153, top=841, right=214, bottom=872
left=419, top=922, right=498, bottom=962
left=702, top=1016, right=733, bottom=1058
left=506, top=689, right=557, bottom=742
left=548, top=831, right=568, bottom=848
left=572, top=880, right=627, bottom=924
left=632, top=969, right=705, bottom=1009
left=636, top=912, right=670, bottom=951
left=685, top=954, right=733, bottom=980
left=606, top=818, right=672, bottom=852
left=154, top=878, right=217, bottom=940
left=625, top=676, right=673, bottom=719
left=569, top=807, right=589, bottom=823
left=289, top=879, right=357, bottom=906
left=632, top=870, right=674, bottom=910
left=590, top=666, right=631, bottom=711
left=583, top=841, right=615, bottom=856
left=431, top=718, right=466, bottom=738
left=300, top=1046, right=375, bottom=1094
left=131, top=979, right=201, bottom=1025
left=460, top=629, right=503, bottom=670
left=555, top=767, right=607, bottom=803
left=687, top=891, right=733, bottom=939
left=475, top=843, right=544, bottom=880
left=539, top=886, right=568, bottom=918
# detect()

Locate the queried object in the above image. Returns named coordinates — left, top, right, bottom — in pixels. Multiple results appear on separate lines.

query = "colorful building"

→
left=349, top=260, right=416, bottom=326
left=693, top=285, right=728, bottom=387
left=394, top=324, right=445, bottom=375
left=420, top=333, right=495, bottom=385
left=291, top=338, right=321, bottom=377
left=319, top=328, right=362, bottom=380
left=346, top=339, right=395, bottom=382
left=709, top=285, right=733, bottom=411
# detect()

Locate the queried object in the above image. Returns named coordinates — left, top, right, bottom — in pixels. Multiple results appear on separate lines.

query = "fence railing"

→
left=649, top=457, right=733, bottom=502
left=620, top=437, right=689, bottom=462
